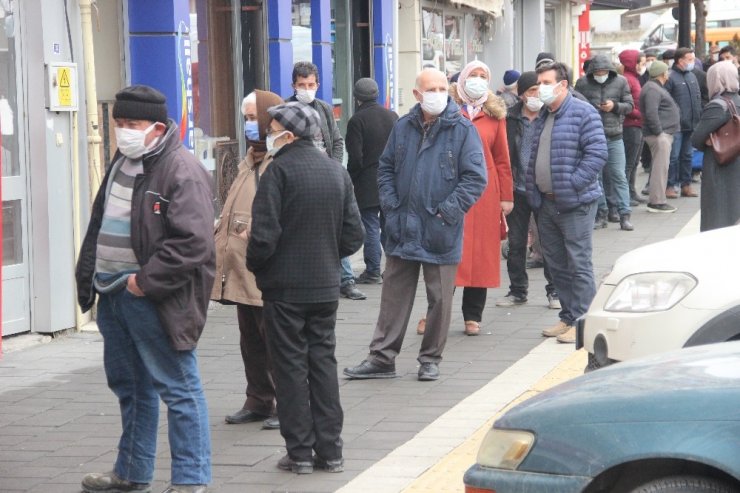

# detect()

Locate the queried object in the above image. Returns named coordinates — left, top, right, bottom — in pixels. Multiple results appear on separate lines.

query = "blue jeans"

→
left=537, top=199, right=597, bottom=326
left=668, top=130, right=694, bottom=188
left=97, top=289, right=211, bottom=485
left=598, top=138, right=631, bottom=215
left=360, top=207, right=382, bottom=275
left=340, top=257, right=354, bottom=286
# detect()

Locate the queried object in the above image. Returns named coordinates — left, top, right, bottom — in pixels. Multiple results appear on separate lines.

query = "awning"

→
left=450, top=0, right=505, bottom=18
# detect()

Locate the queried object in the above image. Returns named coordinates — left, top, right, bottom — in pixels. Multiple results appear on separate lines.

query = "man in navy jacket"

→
left=526, top=62, right=607, bottom=344
left=344, top=68, right=487, bottom=382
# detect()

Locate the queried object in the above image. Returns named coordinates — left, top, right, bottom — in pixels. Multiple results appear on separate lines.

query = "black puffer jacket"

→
left=664, top=64, right=703, bottom=131
left=76, top=121, right=216, bottom=350
left=574, top=54, right=634, bottom=138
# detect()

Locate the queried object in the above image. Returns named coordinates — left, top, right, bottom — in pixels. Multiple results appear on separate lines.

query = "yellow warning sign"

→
left=58, top=67, right=72, bottom=107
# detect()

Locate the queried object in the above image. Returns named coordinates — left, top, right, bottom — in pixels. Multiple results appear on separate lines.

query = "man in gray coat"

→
left=575, top=54, right=635, bottom=231
left=639, top=61, right=680, bottom=213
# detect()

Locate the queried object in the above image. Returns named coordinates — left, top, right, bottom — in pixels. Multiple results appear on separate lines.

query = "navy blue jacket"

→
left=664, top=64, right=703, bottom=131
left=378, top=98, right=487, bottom=265
left=525, top=94, right=607, bottom=212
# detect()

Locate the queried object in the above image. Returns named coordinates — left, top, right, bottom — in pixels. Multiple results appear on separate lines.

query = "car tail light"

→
left=465, top=487, right=495, bottom=493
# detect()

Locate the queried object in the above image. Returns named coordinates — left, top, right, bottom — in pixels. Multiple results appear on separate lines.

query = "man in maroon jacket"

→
left=619, top=49, right=647, bottom=206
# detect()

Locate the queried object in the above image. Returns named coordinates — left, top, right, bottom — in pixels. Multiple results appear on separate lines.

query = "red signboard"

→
left=578, top=3, right=591, bottom=78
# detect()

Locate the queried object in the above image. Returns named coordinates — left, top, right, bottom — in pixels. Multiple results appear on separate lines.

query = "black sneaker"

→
left=355, top=271, right=383, bottom=284
left=340, top=282, right=367, bottom=300
left=81, top=472, right=151, bottom=493
left=277, top=454, right=313, bottom=474
left=647, top=203, right=677, bottom=213
left=343, top=360, right=396, bottom=379
left=495, top=292, right=527, bottom=307
left=314, top=456, right=344, bottom=473
left=418, top=362, right=440, bottom=381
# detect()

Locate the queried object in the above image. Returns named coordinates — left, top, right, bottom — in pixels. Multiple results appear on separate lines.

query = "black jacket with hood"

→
left=75, top=121, right=216, bottom=350
left=575, top=54, right=634, bottom=139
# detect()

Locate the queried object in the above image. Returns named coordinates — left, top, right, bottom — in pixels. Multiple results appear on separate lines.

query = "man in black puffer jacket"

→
left=575, top=54, right=635, bottom=231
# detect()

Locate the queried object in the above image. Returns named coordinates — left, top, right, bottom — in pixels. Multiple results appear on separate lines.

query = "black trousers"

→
left=506, top=191, right=556, bottom=298
left=263, top=300, right=343, bottom=462
left=235, top=304, right=275, bottom=416
left=462, top=287, right=487, bottom=322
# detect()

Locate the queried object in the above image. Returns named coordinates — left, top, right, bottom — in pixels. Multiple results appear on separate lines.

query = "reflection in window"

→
left=422, top=8, right=444, bottom=72
left=1, top=0, right=20, bottom=177
left=3, top=200, right=22, bottom=265
left=292, top=0, right=312, bottom=64
left=444, top=15, right=463, bottom=77
left=466, top=15, right=485, bottom=62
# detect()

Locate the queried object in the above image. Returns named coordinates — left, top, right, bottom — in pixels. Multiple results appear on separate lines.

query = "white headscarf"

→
left=458, top=60, right=491, bottom=119
left=707, top=60, right=739, bottom=99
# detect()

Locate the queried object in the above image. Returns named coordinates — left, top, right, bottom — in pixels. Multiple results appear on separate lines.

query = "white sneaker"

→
left=547, top=294, right=561, bottom=310
left=542, top=320, right=572, bottom=337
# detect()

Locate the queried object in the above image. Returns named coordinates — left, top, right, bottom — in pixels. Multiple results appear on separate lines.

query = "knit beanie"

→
left=112, top=85, right=168, bottom=124
left=649, top=61, right=669, bottom=78
left=517, top=71, right=539, bottom=96
left=661, top=49, right=676, bottom=61
left=503, top=70, right=521, bottom=86
left=354, top=78, right=379, bottom=102
left=267, top=102, right=320, bottom=139
left=255, top=90, right=284, bottom=141
left=535, top=52, right=556, bottom=69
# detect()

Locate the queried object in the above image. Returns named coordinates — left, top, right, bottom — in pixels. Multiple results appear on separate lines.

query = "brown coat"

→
left=211, top=147, right=272, bottom=306
left=449, top=83, right=513, bottom=288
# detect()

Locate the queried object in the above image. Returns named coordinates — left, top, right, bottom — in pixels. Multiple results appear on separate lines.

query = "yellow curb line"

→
left=401, top=348, right=588, bottom=493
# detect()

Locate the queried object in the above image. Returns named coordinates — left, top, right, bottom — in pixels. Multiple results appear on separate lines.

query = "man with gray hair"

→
left=247, top=101, right=364, bottom=474
left=344, top=68, right=487, bottom=382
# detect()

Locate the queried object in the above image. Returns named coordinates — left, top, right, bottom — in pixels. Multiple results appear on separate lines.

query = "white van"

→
left=640, top=2, right=740, bottom=54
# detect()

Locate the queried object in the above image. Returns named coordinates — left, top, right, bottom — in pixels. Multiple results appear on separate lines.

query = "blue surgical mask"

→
left=244, top=120, right=260, bottom=141
left=594, top=74, right=609, bottom=84
left=685, top=62, right=695, bottom=71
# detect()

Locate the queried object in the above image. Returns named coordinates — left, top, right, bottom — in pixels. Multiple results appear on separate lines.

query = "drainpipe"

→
left=75, top=0, right=102, bottom=330
left=79, top=0, right=102, bottom=202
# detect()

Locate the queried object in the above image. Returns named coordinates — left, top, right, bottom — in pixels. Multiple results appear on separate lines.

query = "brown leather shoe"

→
left=464, top=321, right=480, bottom=336
left=665, top=187, right=679, bottom=199
left=416, top=318, right=426, bottom=335
left=681, top=185, right=698, bottom=197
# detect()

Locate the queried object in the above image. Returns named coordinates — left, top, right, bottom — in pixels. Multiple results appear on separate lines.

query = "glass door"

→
left=1, top=0, right=31, bottom=336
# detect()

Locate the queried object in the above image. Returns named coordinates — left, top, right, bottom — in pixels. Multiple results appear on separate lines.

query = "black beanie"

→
left=517, top=71, right=539, bottom=96
left=113, top=85, right=168, bottom=124
left=354, top=78, right=379, bottom=102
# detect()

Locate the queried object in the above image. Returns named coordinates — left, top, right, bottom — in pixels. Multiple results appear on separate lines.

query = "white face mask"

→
left=646, top=61, right=654, bottom=71
left=525, top=96, right=544, bottom=112
left=637, top=65, right=646, bottom=76
left=594, top=74, right=609, bottom=84
left=266, top=130, right=289, bottom=154
left=295, top=89, right=316, bottom=104
left=538, top=82, right=561, bottom=106
left=464, top=77, right=489, bottom=100
left=419, top=91, right=448, bottom=116
left=115, top=123, right=157, bottom=159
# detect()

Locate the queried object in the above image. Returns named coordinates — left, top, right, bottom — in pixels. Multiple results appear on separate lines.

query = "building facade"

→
left=1, top=0, right=586, bottom=338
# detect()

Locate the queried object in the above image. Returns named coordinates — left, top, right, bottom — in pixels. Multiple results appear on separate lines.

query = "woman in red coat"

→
left=452, top=61, right=514, bottom=335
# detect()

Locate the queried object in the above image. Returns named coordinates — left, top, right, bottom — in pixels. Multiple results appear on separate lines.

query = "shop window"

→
left=444, top=14, right=463, bottom=76
left=422, top=7, right=444, bottom=72
left=466, top=15, right=486, bottom=62
left=1, top=0, right=19, bottom=178
left=2, top=199, right=22, bottom=265
left=292, top=0, right=312, bottom=63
